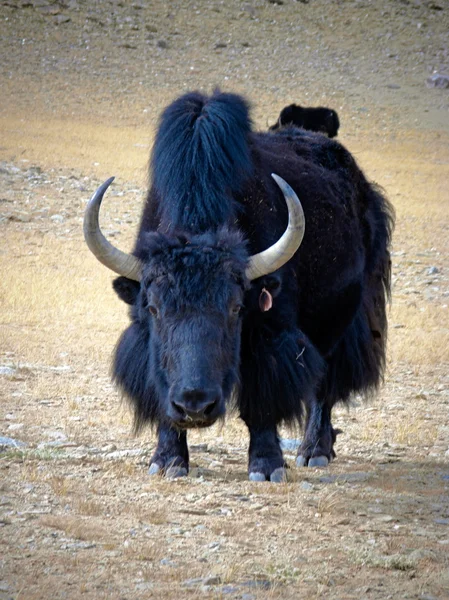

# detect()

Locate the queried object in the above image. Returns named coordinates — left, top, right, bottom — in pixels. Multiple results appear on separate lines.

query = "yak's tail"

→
left=151, top=90, right=253, bottom=232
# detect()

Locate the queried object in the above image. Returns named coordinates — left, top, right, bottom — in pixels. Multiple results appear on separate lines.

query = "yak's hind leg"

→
left=148, top=425, right=189, bottom=478
left=296, top=398, right=338, bottom=467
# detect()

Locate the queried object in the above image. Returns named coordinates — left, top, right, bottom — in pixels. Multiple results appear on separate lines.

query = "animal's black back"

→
left=270, top=104, right=340, bottom=138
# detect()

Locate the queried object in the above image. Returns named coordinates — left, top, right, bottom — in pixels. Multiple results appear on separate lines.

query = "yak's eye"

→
left=231, top=304, right=243, bottom=316
left=148, top=305, right=159, bottom=318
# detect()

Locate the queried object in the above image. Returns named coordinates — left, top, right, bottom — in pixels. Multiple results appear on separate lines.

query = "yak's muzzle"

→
left=168, top=386, right=224, bottom=428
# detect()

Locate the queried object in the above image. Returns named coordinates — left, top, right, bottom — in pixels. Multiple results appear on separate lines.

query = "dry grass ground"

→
left=1, top=1, right=449, bottom=599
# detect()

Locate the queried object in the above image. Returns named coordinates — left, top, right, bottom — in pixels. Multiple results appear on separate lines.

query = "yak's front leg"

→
left=247, top=425, right=287, bottom=482
left=148, top=425, right=189, bottom=478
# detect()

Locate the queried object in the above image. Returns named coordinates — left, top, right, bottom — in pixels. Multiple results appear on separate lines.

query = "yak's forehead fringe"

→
left=151, top=90, right=253, bottom=232
left=140, top=228, right=249, bottom=292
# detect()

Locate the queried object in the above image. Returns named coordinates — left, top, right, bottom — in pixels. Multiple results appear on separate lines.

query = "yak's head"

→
left=83, top=175, right=305, bottom=429
left=116, top=231, right=248, bottom=428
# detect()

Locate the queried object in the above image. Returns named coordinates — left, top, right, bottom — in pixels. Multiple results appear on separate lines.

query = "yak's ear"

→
left=113, top=276, right=140, bottom=305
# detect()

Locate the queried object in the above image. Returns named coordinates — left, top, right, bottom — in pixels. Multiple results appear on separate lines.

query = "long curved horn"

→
left=83, top=177, right=143, bottom=281
left=245, top=174, right=305, bottom=281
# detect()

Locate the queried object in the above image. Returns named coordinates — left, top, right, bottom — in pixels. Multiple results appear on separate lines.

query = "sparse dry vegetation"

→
left=1, top=1, right=448, bottom=599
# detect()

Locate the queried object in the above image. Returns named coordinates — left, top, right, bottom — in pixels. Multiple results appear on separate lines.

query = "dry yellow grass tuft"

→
left=40, top=515, right=112, bottom=543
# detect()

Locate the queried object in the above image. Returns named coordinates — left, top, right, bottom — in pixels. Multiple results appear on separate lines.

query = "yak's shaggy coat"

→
left=110, top=91, right=394, bottom=479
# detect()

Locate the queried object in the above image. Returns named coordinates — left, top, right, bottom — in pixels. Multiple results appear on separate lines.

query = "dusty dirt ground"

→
left=1, top=1, right=449, bottom=599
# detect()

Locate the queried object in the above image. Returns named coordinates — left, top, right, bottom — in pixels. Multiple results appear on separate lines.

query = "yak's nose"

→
left=170, top=388, right=222, bottom=425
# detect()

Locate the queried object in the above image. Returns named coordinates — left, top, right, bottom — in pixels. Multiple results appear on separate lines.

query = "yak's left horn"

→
left=245, top=174, right=305, bottom=281
left=83, top=177, right=143, bottom=281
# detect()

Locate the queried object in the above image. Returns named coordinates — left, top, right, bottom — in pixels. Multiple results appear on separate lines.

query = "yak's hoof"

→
left=308, top=455, right=329, bottom=468
left=270, top=467, right=288, bottom=483
left=148, top=463, right=161, bottom=476
left=249, top=467, right=287, bottom=483
left=249, top=472, right=266, bottom=482
left=148, top=461, right=188, bottom=478
left=296, top=455, right=329, bottom=468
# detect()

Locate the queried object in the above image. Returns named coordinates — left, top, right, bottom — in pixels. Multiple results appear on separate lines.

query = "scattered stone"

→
left=55, top=14, right=71, bottom=24
left=426, top=73, right=449, bottom=89
left=320, top=471, right=371, bottom=484
left=157, top=40, right=168, bottom=49
left=182, top=575, right=221, bottom=587
left=190, top=443, right=208, bottom=452
left=0, top=437, right=27, bottom=450
left=243, top=579, right=271, bottom=590
left=7, top=423, right=23, bottom=431
left=0, top=366, right=15, bottom=375
left=60, top=541, right=96, bottom=550
left=160, top=558, right=176, bottom=566
left=376, top=515, right=395, bottom=523
left=221, top=585, right=239, bottom=594
left=105, top=449, right=143, bottom=459
left=427, top=266, right=439, bottom=275
left=135, top=582, right=153, bottom=591
left=300, top=481, right=314, bottom=491
left=7, top=212, right=32, bottom=222
left=38, top=5, right=61, bottom=15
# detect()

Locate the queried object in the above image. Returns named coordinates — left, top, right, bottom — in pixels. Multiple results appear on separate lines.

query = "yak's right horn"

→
left=83, top=178, right=143, bottom=281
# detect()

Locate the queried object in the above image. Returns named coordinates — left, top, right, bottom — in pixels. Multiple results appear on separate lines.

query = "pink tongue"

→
left=259, top=288, right=273, bottom=312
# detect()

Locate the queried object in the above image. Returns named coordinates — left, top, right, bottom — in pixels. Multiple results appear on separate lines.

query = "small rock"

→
left=160, top=558, right=176, bottom=566
left=7, top=423, right=23, bottom=431
left=190, top=443, right=208, bottom=452
left=203, top=576, right=221, bottom=585
left=0, top=437, right=27, bottom=449
left=376, top=515, right=395, bottom=522
left=182, top=577, right=205, bottom=587
left=55, top=14, right=71, bottom=24
left=300, top=481, right=313, bottom=491
left=157, top=40, right=168, bottom=49
left=135, top=582, right=153, bottom=591
left=8, top=212, right=31, bottom=223
left=106, top=449, right=143, bottom=459
left=427, top=266, right=439, bottom=275
left=221, top=585, right=239, bottom=594
left=38, top=5, right=61, bottom=15
left=101, top=443, right=117, bottom=452
left=50, top=214, right=64, bottom=222
left=320, top=472, right=371, bottom=484
left=426, top=73, right=449, bottom=89
left=0, top=367, right=15, bottom=375
left=243, top=579, right=271, bottom=590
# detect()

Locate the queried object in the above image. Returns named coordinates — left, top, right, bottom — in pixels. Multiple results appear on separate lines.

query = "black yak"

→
left=270, top=103, right=340, bottom=138
left=84, top=91, right=393, bottom=482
